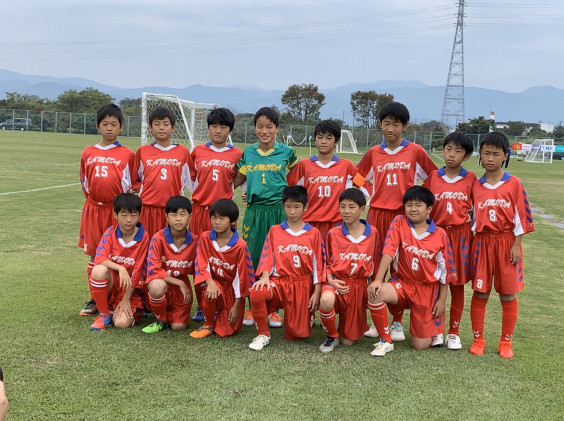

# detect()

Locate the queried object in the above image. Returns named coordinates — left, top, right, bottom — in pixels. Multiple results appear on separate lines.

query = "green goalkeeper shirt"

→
left=237, top=141, right=298, bottom=206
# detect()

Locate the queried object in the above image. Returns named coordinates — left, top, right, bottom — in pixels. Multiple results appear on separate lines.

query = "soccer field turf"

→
left=0, top=131, right=562, bottom=420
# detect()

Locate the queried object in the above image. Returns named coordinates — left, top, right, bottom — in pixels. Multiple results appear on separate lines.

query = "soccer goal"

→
left=141, top=92, right=225, bottom=151
left=524, top=138, right=554, bottom=164
left=337, top=130, right=359, bottom=154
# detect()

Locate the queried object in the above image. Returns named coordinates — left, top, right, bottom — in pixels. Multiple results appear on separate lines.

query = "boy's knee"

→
left=113, top=315, right=134, bottom=329
left=410, top=336, right=432, bottom=350
left=319, top=293, right=335, bottom=311
left=170, top=323, right=187, bottom=331
left=147, top=279, right=167, bottom=297
left=91, top=265, right=109, bottom=279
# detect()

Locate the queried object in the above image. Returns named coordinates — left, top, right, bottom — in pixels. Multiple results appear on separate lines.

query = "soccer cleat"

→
left=141, top=321, right=168, bottom=333
left=371, top=339, right=394, bottom=357
left=243, top=310, right=255, bottom=326
left=469, top=339, right=486, bottom=355
left=189, top=326, right=214, bottom=339
left=142, top=310, right=154, bottom=319
left=249, top=334, right=271, bottom=351
left=431, top=334, right=444, bottom=347
left=445, top=334, right=462, bottom=350
left=80, top=300, right=98, bottom=316
left=310, top=314, right=316, bottom=328
left=497, top=341, right=514, bottom=359
left=319, top=336, right=339, bottom=353
left=268, top=312, right=282, bottom=328
left=364, top=323, right=379, bottom=338
left=390, top=321, right=406, bottom=342
left=90, top=313, right=112, bottom=330
left=191, top=308, right=205, bottom=322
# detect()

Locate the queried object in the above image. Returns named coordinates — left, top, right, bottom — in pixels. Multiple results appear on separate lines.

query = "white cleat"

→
left=249, top=334, right=271, bottom=351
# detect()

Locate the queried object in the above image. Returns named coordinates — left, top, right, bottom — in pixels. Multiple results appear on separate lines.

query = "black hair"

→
left=149, top=107, right=176, bottom=126
left=402, top=186, right=435, bottom=207
left=443, top=131, right=474, bottom=155
left=165, top=196, right=192, bottom=214
left=209, top=198, right=239, bottom=223
left=97, top=103, right=123, bottom=126
left=282, top=185, right=308, bottom=206
left=338, top=188, right=366, bottom=207
left=378, top=102, right=410, bottom=125
left=314, top=119, right=341, bottom=142
left=207, top=108, right=235, bottom=131
left=479, top=131, right=510, bottom=154
left=113, top=193, right=142, bottom=214
left=254, top=107, right=279, bottom=127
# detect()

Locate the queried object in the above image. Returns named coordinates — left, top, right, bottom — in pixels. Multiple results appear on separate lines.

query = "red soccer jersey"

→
left=194, top=229, right=253, bottom=298
left=423, top=167, right=475, bottom=227
left=383, top=215, right=456, bottom=284
left=257, top=222, right=325, bottom=284
left=356, top=140, right=437, bottom=211
left=325, top=221, right=381, bottom=281
left=135, top=142, right=195, bottom=207
left=191, top=142, right=243, bottom=206
left=287, top=155, right=358, bottom=223
left=94, top=223, right=150, bottom=288
left=146, top=226, right=198, bottom=285
left=80, top=142, right=135, bottom=204
left=471, top=172, right=535, bottom=235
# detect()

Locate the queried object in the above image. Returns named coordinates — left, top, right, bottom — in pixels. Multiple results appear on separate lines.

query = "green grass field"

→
left=0, top=131, right=563, bottom=420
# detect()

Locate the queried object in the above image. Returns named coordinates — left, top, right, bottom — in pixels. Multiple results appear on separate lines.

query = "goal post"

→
left=141, top=92, right=226, bottom=151
left=337, top=130, right=359, bottom=154
left=524, top=138, right=554, bottom=164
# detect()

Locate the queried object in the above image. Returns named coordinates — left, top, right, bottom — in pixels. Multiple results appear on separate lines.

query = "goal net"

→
left=337, top=130, right=359, bottom=154
left=141, top=92, right=225, bottom=151
left=524, top=138, right=554, bottom=163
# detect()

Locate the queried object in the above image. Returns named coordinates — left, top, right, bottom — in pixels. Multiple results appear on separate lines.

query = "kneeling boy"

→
left=143, top=196, right=198, bottom=333
left=89, top=193, right=149, bottom=330
left=248, top=185, right=324, bottom=350
left=367, top=186, right=456, bottom=355
left=190, top=199, right=254, bottom=338
left=319, top=188, right=381, bottom=352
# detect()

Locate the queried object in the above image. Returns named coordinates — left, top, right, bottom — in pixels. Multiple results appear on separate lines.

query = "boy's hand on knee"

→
left=252, top=277, right=271, bottom=292
left=329, top=278, right=349, bottom=295
left=206, top=281, right=221, bottom=300
left=367, top=279, right=383, bottom=301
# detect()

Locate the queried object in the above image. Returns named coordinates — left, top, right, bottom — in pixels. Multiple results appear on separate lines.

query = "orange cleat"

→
left=189, top=326, right=214, bottom=339
left=497, top=341, right=514, bottom=359
left=469, top=338, right=486, bottom=355
left=90, top=313, right=112, bottom=330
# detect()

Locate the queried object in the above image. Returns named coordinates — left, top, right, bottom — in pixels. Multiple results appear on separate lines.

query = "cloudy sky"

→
left=2, top=0, right=563, bottom=92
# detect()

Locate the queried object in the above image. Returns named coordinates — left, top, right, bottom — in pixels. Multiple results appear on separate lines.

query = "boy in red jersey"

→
left=142, top=196, right=198, bottom=333
left=287, top=119, right=365, bottom=240
left=318, top=188, right=381, bottom=352
left=190, top=199, right=254, bottom=339
left=423, top=132, right=475, bottom=350
left=78, top=104, right=135, bottom=317
left=248, top=186, right=324, bottom=350
left=134, top=107, right=195, bottom=238
left=189, top=108, right=242, bottom=322
left=469, top=132, right=534, bottom=359
left=89, top=193, right=149, bottom=330
left=356, top=102, right=437, bottom=341
left=367, top=186, right=456, bottom=356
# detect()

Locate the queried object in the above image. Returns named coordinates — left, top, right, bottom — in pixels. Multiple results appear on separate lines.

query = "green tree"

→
left=0, top=92, right=52, bottom=110
left=55, top=88, right=114, bottom=113
left=281, top=84, right=325, bottom=124
left=527, top=128, right=548, bottom=138
left=350, top=91, right=394, bottom=128
left=119, top=97, right=141, bottom=115
left=456, top=116, right=493, bottom=135
left=502, top=121, right=527, bottom=136
left=552, top=124, right=564, bottom=139
left=409, top=120, right=447, bottom=132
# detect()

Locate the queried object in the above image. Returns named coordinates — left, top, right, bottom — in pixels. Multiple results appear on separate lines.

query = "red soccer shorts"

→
left=309, top=221, right=341, bottom=243
left=78, top=198, right=114, bottom=256
left=444, top=223, right=473, bottom=286
left=367, top=207, right=403, bottom=250
left=140, top=204, right=167, bottom=239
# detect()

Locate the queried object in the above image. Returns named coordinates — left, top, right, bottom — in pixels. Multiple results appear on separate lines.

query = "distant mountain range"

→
left=0, top=68, right=562, bottom=126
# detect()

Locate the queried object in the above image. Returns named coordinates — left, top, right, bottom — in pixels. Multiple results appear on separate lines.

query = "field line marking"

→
left=0, top=183, right=80, bottom=196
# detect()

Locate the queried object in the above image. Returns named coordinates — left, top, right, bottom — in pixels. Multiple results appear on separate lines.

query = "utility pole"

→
left=440, top=0, right=465, bottom=131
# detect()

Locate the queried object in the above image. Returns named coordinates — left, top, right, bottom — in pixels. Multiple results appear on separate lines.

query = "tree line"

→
left=1, top=86, right=562, bottom=137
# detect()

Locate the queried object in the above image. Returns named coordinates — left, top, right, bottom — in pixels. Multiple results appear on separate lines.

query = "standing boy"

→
left=367, top=186, right=456, bottom=356
left=189, top=108, right=242, bottom=322
left=89, top=193, right=149, bottom=330
left=356, top=102, right=437, bottom=341
left=287, top=119, right=364, bottom=240
left=469, top=132, right=534, bottom=359
left=234, top=107, right=298, bottom=327
left=135, top=107, right=195, bottom=239
left=423, top=131, right=475, bottom=349
left=190, top=199, right=254, bottom=339
left=248, top=186, right=324, bottom=350
left=142, top=196, right=198, bottom=333
left=78, top=104, right=135, bottom=316
left=318, top=188, right=381, bottom=352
